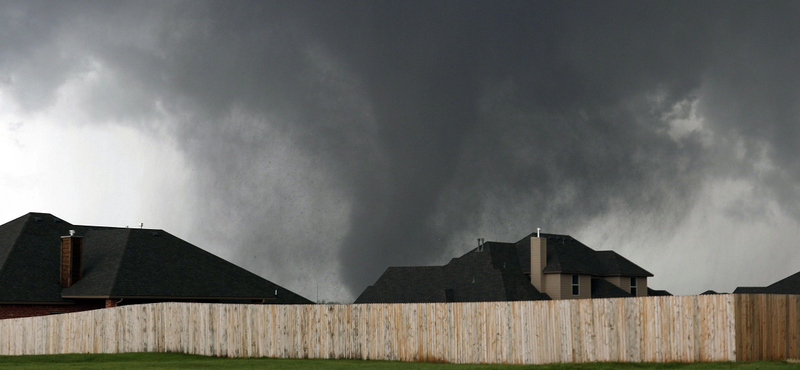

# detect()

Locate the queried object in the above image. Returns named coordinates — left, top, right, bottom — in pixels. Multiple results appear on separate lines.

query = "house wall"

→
left=604, top=276, right=622, bottom=289
left=545, top=274, right=590, bottom=300
left=636, top=277, right=648, bottom=297
left=0, top=301, right=105, bottom=320
left=543, top=273, right=561, bottom=299
left=603, top=276, right=648, bottom=297
left=566, top=274, right=591, bottom=300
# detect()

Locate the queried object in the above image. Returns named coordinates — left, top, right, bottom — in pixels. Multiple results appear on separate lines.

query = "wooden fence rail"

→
left=0, top=294, right=797, bottom=363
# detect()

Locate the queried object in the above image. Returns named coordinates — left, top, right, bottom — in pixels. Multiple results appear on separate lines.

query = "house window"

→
left=630, top=277, right=637, bottom=296
left=572, top=274, right=579, bottom=296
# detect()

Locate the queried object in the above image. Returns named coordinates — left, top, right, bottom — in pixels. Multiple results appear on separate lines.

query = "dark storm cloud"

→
left=2, top=1, right=800, bottom=300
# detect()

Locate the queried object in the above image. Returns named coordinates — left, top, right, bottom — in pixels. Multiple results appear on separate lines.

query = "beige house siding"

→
left=544, top=273, right=562, bottom=299
left=579, top=275, right=591, bottom=299
left=604, top=276, right=649, bottom=296
left=542, top=274, right=650, bottom=299
left=529, top=237, right=546, bottom=292
left=604, top=276, right=622, bottom=289
left=634, top=277, right=648, bottom=297
left=546, top=274, right=590, bottom=300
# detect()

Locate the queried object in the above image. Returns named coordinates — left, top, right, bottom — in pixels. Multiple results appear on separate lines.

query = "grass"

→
left=0, top=353, right=798, bottom=369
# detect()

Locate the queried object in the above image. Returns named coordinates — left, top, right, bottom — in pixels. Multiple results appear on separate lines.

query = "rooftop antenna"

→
left=537, top=228, right=540, bottom=238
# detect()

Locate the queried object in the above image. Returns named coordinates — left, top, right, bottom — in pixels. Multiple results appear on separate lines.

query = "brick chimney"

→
left=60, top=231, right=83, bottom=288
left=530, top=235, right=546, bottom=292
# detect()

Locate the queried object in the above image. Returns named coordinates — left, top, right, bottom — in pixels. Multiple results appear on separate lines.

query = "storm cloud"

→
left=2, top=1, right=800, bottom=301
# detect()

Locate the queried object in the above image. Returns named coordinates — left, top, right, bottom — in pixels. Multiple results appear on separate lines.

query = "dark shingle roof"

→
left=0, top=213, right=311, bottom=304
left=763, top=271, right=800, bottom=294
left=733, top=287, right=767, bottom=294
left=647, top=287, right=672, bottom=296
left=591, top=279, right=632, bottom=299
left=594, top=251, right=653, bottom=277
left=515, top=233, right=652, bottom=277
left=734, top=271, right=800, bottom=295
left=355, top=266, right=445, bottom=303
left=0, top=213, right=77, bottom=303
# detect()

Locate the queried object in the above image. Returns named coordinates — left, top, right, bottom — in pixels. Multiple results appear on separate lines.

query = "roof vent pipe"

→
left=69, top=230, right=75, bottom=236
left=537, top=228, right=540, bottom=238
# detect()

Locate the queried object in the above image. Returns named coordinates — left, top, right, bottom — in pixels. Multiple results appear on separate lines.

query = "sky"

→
left=1, top=1, right=800, bottom=303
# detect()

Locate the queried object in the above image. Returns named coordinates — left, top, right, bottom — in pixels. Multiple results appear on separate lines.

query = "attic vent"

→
left=34, top=217, right=42, bottom=222
left=151, top=231, right=160, bottom=237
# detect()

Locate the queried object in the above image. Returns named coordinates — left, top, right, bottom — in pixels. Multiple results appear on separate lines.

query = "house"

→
left=355, top=232, right=654, bottom=303
left=734, top=271, right=800, bottom=295
left=0, top=212, right=311, bottom=319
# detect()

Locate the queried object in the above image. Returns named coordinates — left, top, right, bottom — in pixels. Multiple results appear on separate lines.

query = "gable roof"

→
left=0, top=213, right=311, bottom=304
left=734, top=271, right=800, bottom=295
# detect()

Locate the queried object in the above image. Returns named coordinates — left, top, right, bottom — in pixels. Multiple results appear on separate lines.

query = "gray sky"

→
left=2, top=1, right=799, bottom=302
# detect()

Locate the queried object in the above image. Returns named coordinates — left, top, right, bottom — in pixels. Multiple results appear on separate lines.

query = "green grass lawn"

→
left=0, top=353, right=797, bottom=370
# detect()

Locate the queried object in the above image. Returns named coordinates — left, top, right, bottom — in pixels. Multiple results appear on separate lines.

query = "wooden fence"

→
left=734, top=294, right=800, bottom=361
left=0, top=294, right=797, bottom=363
